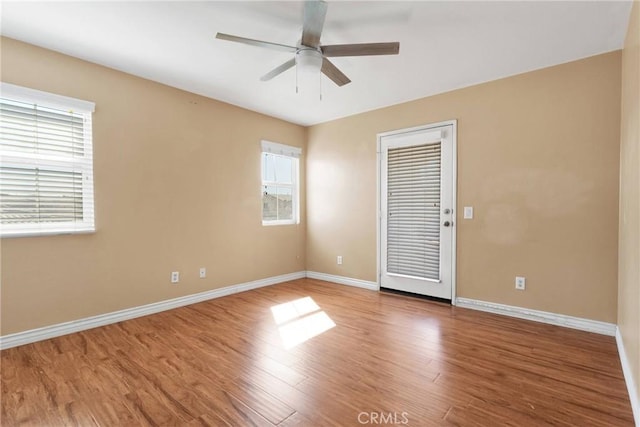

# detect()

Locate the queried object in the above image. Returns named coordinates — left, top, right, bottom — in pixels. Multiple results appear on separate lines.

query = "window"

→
left=0, top=83, right=96, bottom=237
left=261, top=140, right=300, bottom=225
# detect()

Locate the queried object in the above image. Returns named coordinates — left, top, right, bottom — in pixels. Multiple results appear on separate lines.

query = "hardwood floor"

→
left=1, top=278, right=634, bottom=426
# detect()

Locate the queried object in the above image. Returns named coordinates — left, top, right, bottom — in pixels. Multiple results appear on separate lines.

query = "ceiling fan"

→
left=215, top=0, right=400, bottom=87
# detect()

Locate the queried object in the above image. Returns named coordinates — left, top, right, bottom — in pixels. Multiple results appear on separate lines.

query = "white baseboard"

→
left=455, top=297, right=617, bottom=336
left=0, top=271, right=306, bottom=350
left=305, top=271, right=379, bottom=291
left=616, top=327, right=640, bottom=426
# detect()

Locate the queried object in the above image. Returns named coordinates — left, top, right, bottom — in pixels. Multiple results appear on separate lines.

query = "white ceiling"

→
left=0, top=1, right=632, bottom=126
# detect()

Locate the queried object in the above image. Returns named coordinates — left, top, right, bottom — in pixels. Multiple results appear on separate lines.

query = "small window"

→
left=0, top=83, right=96, bottom=237
left=261, top=140, right=300, bottom=225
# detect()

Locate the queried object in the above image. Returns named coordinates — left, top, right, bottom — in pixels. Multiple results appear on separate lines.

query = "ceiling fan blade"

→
left=216, top=32, right=297, bottom=53
left=321, top=42, right=400, bottom=57
left=260, top=58, right=296, bottom=81
left=301, top=1, right=328, bottom=48
left=321, top=58, right=351, bottom=87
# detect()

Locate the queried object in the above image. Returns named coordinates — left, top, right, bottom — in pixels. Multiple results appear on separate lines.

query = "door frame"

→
left=376, top=119, right=458, bottom=303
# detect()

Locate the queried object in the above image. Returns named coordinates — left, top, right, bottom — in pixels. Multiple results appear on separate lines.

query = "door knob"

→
left=443, top=221, right=451, bottom=227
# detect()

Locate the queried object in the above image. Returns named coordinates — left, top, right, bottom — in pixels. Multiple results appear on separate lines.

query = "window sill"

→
left=1, top=228, right=95, bottom=238
left=262, top=220, right=298, bottom=227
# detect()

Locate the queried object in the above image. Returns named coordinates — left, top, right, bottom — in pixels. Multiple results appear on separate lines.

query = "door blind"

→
left=387, top=142, right=441, bottom=280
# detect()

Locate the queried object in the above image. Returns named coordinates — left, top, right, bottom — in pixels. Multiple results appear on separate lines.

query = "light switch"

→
left=463, top=206, right=474, bottom=219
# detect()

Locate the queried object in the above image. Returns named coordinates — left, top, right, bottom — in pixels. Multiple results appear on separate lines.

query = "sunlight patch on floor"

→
left=271, top=297, right=336, bottom=349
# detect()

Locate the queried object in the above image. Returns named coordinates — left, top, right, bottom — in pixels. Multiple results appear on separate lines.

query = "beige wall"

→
left=307, top=52, right=621, bottom=323
left=618, top=0, right=640, bottom=413
left=0, top=37, right=627, bottom=336
left=0, top=37, right=307, bottom=335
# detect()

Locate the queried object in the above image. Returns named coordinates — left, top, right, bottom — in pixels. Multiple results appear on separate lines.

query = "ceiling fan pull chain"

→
left=295, top=65, right=299, bottom=94
left=319, top=71, right=322, bottom=101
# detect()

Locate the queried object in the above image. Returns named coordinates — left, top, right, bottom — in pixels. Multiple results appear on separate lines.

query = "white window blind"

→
left=261, top=140, right=300, bottom=225
left=387, top=142, right=441, bottom=280
left=0, top=83, right=96, bottom=237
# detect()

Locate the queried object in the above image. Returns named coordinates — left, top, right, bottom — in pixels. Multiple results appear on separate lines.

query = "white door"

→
left=379, top=122, right=456, bottom=300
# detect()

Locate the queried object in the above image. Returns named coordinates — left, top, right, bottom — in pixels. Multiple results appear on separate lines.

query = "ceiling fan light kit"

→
left=215, top=0, right=400, bottom=97
left=296, top=49, right=323, bottom=74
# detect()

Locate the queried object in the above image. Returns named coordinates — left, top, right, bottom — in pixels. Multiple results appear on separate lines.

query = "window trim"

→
left=0, top=83, right=96, bottom=238
left=261, top=140, right=301, bottom=226
left=0, top=83, right=95, bottom=113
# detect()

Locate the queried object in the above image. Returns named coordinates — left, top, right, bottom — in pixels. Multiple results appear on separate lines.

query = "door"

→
left=379, top=121, right=456, bottom=300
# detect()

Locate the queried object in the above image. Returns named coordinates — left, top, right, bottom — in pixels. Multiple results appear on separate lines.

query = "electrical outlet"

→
left=515, top=276, right=526, bottom=290
left=171, top=271, right=180, bottom=284
left=337, top=255, right=343, bottom=265
left=199, top=267, right=206, bottom=279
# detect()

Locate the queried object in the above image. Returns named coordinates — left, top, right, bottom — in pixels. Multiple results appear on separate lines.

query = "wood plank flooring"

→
left=1, top=278, right=634, bottom=426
